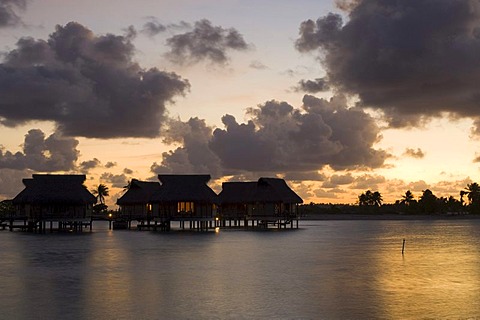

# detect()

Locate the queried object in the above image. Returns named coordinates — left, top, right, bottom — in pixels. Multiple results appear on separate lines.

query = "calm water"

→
left=1, top=220, right=480, bottom=319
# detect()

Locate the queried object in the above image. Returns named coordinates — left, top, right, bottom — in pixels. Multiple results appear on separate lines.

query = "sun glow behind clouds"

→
left=377, top=118, right=478, bottom=183
left=2, top=0, right=480, bottom=206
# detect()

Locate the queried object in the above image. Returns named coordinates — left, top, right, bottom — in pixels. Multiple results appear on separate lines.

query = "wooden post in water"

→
left=402, top=239, right=406, bottom=255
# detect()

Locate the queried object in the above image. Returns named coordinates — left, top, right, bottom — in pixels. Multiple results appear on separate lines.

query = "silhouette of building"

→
left=117, top=179, right=160, bottom=222
left=150, top=174, right=219, bottom=230
left=219, top=177, right=303, bottom=228
left=12, top=174, right=96, bottom=232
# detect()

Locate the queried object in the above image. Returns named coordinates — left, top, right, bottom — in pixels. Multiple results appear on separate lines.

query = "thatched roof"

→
left=218, top=182, right=257, bottom=203
left=116, top=179, right=160, bottom=205
left=12, top=174, right=96, bottom=205
left=150, top=174, right=218, bottom=204
left=219, top=177, right=303, bottom=204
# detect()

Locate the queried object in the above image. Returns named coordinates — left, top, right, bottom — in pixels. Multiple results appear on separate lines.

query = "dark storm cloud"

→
left=296, top=0, right=480, bottom=129
left=295, top=78, right=329, bottom=93
left=403, top=148, right=425, bottom=159
left=0, top=0, right=26, bottom=28
left=165, top=19, right=249, bottom=65
left=0, top=22, right=190, bottom=138
left=0, top=129, right=79, bottom=171
left=210, top=94, right=388, bottom=172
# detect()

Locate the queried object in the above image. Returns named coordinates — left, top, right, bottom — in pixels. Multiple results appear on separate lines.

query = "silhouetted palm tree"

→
left=419, top=189, right=437, bottom=214
left=464, top=182, right=480, bottom=213
left=401, top=190, right=414, bottom=206
left=358, top=190, right=382, bottom=207
left=464, top=183, right=480, bottom=204
left=92, top=184, right=109, bottom=204
left=371, top=191, right=382, bottom=207
left=460, top=190, right=467, bottom=206
left=358, top=190, right=371, bottom=206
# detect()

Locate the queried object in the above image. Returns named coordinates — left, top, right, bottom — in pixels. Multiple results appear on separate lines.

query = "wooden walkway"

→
left=2, top=217, right=92, bottom=233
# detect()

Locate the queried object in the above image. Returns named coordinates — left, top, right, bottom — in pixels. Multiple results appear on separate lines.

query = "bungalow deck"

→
left=5, top=216, right=92, bottom=233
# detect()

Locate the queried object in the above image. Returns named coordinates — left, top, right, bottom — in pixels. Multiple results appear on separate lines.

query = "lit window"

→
left=177, top=202, right=194, bottom=213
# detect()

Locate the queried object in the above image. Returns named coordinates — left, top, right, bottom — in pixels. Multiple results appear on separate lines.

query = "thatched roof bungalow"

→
left=116, top=179, right=160, bottom=219
left=12, top=174, right=96, bottom=220
left=151, top=174, right=218, bottom=220
left=219, top=177, right=303, bottom=219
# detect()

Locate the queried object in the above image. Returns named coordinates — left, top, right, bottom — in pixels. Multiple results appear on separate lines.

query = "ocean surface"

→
left=1, top=219, right=480, bottom=319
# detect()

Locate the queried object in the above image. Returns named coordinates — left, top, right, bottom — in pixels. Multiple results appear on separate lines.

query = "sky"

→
left=1, top=0, right=480, bottom=207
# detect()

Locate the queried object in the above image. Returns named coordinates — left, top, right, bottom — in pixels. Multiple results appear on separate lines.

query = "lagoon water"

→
left=1, top=219, right=480, bottom=319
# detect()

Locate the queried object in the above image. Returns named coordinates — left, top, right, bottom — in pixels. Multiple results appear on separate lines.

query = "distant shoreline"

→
left=301, top=213, right=480, bottom=221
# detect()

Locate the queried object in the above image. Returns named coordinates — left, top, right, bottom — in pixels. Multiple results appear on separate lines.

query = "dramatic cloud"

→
left=296, top=0, right=480, bottom=129
left=322, top=173, right=355, bottom=188
left=0, top=0, right=26, bottom=28
left=0, top=22, right=190, bottom=138
left=295, top=78, right=329, bottom=93
left=350, top=174, right=386, bottom=190
left=123, top=168, right=133, bottom=174
left=210, top=94, right=388, bottom=172
left=152, top=95, right=387, bottom=180
left=403, top=148, right=425, bottom=159
left=100, top=172, right=128, bottom=188
left=153, top=117, right=222, bottom=176
left=0, top=129, right=79, bottom=171
left=165, top=19, right=249, bottom=65
left=79, top=158, right=101, bottom=173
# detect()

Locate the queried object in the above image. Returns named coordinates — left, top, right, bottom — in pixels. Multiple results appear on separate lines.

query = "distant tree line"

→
left=300, top=182, right=480, bottom=216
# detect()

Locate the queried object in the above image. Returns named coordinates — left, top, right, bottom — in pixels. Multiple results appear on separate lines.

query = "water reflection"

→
left=0, top=233, right=93, bottom=319
left=372, top=222, right=480, bottom=319
left=1, top=220, right=480, bottom=319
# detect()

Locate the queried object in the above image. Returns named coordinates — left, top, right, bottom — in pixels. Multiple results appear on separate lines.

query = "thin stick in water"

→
left=402, top=238, right=406, bottom=255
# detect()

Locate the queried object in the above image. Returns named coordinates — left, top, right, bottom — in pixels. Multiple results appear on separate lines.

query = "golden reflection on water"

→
left=84, top=230, right=136, bottom=319
left=372, top=223, right=480, bottom=319
left=2, top=220, right=480, bottom=319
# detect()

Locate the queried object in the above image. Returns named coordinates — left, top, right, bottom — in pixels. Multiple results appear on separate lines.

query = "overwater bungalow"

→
left=219, top=177, right=303, bottom=228
left=12, top=174, right=96, bottom=232
left=116, top=179, right=160, bottom=223
left=151, top=174, right=218, bottom=230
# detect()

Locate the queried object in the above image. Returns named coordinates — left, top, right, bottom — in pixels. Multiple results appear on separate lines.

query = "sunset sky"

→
left=1, top=0, right=480, bottom=207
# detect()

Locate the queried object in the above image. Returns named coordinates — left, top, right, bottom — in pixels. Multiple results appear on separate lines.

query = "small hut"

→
left=12, top=174, right=96, bottom=232
left=116, top=179, right=160, bottom=222
left=151, top=174, right=218, bottom=230
left=219, top=177, right=303, bottom=228
left=218, top=182, right=257, bottom=221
